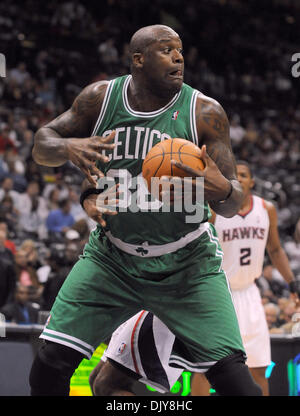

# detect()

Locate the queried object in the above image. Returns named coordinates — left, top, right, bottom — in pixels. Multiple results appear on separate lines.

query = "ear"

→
left=132, top=53, right=144, bottom=69
left=250, top=177, right=255, bottom=189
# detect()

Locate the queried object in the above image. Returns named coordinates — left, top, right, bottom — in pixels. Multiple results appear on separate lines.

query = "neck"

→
left=239, top=193, right=252, bottom=212
left=128, top=76, right=176, bottom=112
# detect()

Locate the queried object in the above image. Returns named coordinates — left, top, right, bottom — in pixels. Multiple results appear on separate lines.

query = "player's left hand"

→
left=170, top=145, right=232, bottom=202
left=83, top=183, right=121, bottom=227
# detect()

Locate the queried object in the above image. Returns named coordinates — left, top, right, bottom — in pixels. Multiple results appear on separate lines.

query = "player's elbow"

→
left=32, top=143, right=43, bottom=165
left=32, top=128, right=66, bottom=167
left=210, top=198, right=243, bottom=218
left=267, top=245, right=282, bottom=258
left=32, top=129, right=48, bottom=165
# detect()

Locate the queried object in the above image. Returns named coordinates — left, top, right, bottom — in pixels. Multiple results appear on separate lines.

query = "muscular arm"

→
left=195, top=95, right=243, bottom=217
left=32, top=81, right=109, bottom=166
left=265, top=201, right=295, bottom=284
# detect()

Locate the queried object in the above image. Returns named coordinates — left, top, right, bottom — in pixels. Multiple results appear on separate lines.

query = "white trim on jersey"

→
left=40, top=328, right=94, bottom=359
left=190, top=90, right=199, bottom=146
left=207, top=225, right=224, bottom=271
left=168, top=354, right=216, bottom=372
left=122, top=75, right=182, bottom=118
left=90, top=79, right=115, bottom=136
left=104, top=222, right=210, bottom=257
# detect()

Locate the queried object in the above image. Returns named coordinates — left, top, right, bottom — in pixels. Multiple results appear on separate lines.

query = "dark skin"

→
left=32, top=82, right=115, bottom=185
left=32, top=24, right=242, bottom=225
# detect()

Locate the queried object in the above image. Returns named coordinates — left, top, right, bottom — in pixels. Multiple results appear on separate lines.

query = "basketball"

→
left=142, top=138, right=205, bottom=190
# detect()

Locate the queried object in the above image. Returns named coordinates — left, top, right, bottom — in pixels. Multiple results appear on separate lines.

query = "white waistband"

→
left=105, top=222, right=209, bottom=257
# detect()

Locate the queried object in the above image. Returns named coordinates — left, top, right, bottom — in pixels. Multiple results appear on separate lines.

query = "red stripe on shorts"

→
left=130, top=310, right=146, bottom=374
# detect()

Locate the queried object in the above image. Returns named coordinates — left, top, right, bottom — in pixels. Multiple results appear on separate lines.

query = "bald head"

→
left=128, top=24, right=184, bottom=98
left=129, top=25, right=180, bottom=54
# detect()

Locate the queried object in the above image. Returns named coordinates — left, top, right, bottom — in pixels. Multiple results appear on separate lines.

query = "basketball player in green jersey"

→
left=29, top=25, right=261, bottom=396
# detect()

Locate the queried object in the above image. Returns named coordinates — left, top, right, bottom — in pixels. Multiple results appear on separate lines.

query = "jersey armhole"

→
left=190, top=90, right=200, bottom=146
left=262, top=198, right=267, bottom=210
left=90, top=79, right=115, bottom=136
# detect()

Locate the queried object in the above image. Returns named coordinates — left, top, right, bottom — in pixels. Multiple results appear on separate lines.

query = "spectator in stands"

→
left=42, top=175, right=69, bottom=201
left=24, top=158, right=44, bottom=190
left=284, top=217, right=300, bottom=279
left=266, top=300, right=299, bottom=335
left=47, top=187, right=61, bottom=211
left=0, top=126, right=16, bottom=154
left=20, top=239, right=42, bottom=270
left=0, top=154, right=9, bottom=180
left=277, top=297, right=290, bottom=325
left=294, top=218, right=300, bottom=243
left=35, top=80, right=56, bottom=107
left=14, top=117, right=29, bottom=145
left=264, top=303, right=281, bottom=332
left=46, top=198, right=75, bottom=239
left=68, top=186, right=85, bottom=221
left=258, top=264, right=289, bottom=300
left=18, top=129, right=34, bottom=162
left=0, top=176, right=20, bottom=206
left=0, top=228, right=16, bottom=308
left=97, top=38, right=119, bottom=72
left=41, top=241, right=80, bottom=311
left=70, top=218, right=90, bottom=248
left=0, top=284, right=39, bottom=324
left=8, top=63, right=30, bottom=86
left=0, top=221, right=16, bottom=254
left=229, top=114, right=245, bottom=148
left=3, top=149, right=27, bottom=192
left=15, top=248, right=43, bottom=302
left=0, top=195, right=19, bottom=236
left=16, top=181, right=48, bottom=239
left=277, top=300, right=297, bottom=333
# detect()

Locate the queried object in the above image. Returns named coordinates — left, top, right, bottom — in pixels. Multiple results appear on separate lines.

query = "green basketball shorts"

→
left=40, top=223, right=245, bottom=371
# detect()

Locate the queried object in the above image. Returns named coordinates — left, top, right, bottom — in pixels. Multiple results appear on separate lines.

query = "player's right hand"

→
left=83, top=183, right=120, bottom=227
left=66, top=131, right=116, bottom=186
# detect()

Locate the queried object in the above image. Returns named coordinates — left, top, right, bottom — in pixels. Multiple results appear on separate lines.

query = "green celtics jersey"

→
left=92, top=75, right=209, bottom=246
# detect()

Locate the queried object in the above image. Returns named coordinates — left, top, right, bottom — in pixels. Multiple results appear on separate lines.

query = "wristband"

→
left=289, top=280, right=300, bottom=296
left=218, top=181, right=233, bottom=204
left=80, top=188, right=102, bottom=208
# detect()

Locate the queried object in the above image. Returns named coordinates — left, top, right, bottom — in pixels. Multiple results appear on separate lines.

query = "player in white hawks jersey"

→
left=192, top=161, right=298, bottom=396
left=89, top=161, right=299, bottom=396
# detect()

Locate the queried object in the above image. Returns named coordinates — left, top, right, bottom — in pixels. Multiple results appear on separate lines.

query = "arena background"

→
left=0, top=0, right=299, bottom=397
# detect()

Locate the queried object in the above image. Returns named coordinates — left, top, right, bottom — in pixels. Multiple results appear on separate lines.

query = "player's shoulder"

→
left=195, top=90, right=227, bottom=117
left=256, top=196, right=276, bottom=216
left=72, top=80, right=111, bottom=124
left=79, top=80, right=110, bottom=100
left=194, top=91, right=229, bottom=139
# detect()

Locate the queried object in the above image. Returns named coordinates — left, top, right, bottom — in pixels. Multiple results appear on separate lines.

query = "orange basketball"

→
left=142, top=138, right=205, bottom=191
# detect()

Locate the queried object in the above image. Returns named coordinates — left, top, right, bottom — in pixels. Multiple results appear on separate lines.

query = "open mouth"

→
left=169, top=70, right=183, bottom=78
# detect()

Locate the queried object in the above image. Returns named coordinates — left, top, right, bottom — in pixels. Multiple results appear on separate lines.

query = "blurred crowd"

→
left=0, top=0, right=299, bottom=331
